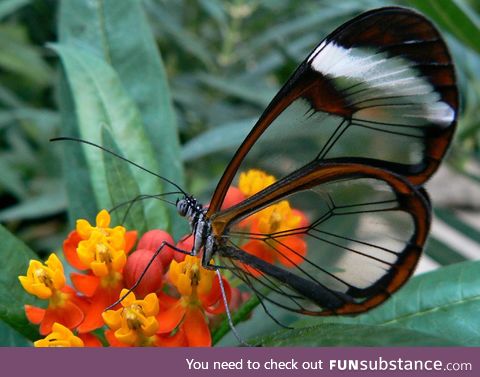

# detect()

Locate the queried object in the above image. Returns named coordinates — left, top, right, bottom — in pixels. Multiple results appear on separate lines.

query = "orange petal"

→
left=157, top=292, right=179, bottom=310
left=39, top=301, right=84, bottom=335
left=124, top=230, right=138, bottom=255
left=71, top=273, right=100, bottom=297
left=78, top=332, right=103, bottom=347
left=202, top=277, right=231, bottom=315
left=240, top=240, right=275, bottom=277
left=77, top=286, right=121, bottom=333
left=275, top=236, right=307, bottom=268
left=183, top=307, right=211, bottom=347
left=156, top=301, right=185, bottom=334
left=156, top=327, right=188, bottom=347
left=63, top=231, right=88, bottom=270
left=24, top=305, right=45, bottom=324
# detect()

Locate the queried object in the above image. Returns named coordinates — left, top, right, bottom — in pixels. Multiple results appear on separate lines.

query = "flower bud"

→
left=137, top=230, right=174, bottom=269
left=124, top=248, right=164, bottom=298
left=175, top=235, right=193, bottom=262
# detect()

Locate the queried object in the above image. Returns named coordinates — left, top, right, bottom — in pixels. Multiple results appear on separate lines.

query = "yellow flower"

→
left=256, top=200, right=301, bottom=234
left=34, top=323, right=84, bottom=347
left=169, top=255, right=214, bottom=298
left=75, top=209, right=127, bottom=277
left=102, top=289, right=159, bottom=346
left=238, top=169, right=276, bottom=197
left=18, top=253, right=65, bottom=299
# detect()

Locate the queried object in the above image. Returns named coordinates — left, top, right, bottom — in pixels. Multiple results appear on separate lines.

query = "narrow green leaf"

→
left=102, top=129, right=147, bottom=231
left=0, top=186, right=66, bottom=221
left=57, top=69, right=98, bottom=225
left=0, top=224, right=41, bottom=341
left=425, top=237, right=467, bottom=265
left=182, top=118, right=255, bottom=161
left=197, top=73, right=275, bottom=106
left=259, top=323, right=457, bottom=346
left=148, top=3, right=215, bottom=67
left=408, top=0, right=480, bottom=54
left=52, top=44, right=168, bottom=233
left=0, top=0, right=31, bottom=20
left=0, top=25, right=52, bottom=87
left=58, top=0, right=185, bottom=236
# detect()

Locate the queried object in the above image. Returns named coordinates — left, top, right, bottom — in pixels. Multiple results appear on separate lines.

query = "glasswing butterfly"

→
left=56, top=6, right=457, bottom=319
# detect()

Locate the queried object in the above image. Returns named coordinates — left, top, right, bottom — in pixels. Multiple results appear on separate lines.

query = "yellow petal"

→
left=111, top=251, right=127, bottom=272
left=141, top=316, right=159, bottom=336
left=45, top=254, right=63, bottom=272
left=177, top=274, right=192, bottom=296
left=91, top=261, right=109, bottom=277
left=31, top=283, right=52, bottom=299
left=76, top=219, right=92, bottom=238
left=115, top=327, right=137, bottom=345
left=96, top=209, right=111, bottom=228
left=18, top=276, right=33, bottom=294
left=102, top=310, right=122, bottom=330
left=120, top=289, right=136, bottom=307
left=142, top=293, right=159, bottom=316
left=198, top=270, right=213, bottom=295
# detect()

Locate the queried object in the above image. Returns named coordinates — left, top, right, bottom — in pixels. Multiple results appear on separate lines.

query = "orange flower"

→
left=34, top=322, right=84, bottom=347
left=19, top=254, right=86, bottom=335
left=63, top=209, right=137, bottom=333
left=156, top=256, right=231, bottom=347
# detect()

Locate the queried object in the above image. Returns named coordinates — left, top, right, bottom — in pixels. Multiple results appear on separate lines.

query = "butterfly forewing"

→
left=207, top=7, right=457, bottom=215
left=213, top=163, right=430, bottom=315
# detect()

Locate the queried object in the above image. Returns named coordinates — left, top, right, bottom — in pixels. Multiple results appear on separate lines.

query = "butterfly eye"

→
left=177, top=199, right=189, bottom=217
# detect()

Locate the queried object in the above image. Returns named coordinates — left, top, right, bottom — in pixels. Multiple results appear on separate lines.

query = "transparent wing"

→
left=213, top=162, right=430, bottom=315
left=208, top=7, right=457, bottom=215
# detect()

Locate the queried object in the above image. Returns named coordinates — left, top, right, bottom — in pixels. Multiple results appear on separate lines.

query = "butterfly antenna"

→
left=51, top=136, right=188, bottom=196
left=215, top=269, right=252, bottom=347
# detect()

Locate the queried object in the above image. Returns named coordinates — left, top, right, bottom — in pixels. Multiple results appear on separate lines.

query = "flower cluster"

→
left=19, top=169, right=307, bottom=347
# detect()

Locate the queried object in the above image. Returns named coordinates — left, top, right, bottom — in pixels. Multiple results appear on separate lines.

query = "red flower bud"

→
left=124, top=248, right=164, bottom=298
left=175, top=235, right=193, bottom=262
left=137, top=229, right=174, bottom=269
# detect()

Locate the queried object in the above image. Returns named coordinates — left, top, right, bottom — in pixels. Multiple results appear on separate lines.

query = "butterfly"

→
left=185, top=6, right=457, bottom=316
left=56, top=6, right=458, bottom=318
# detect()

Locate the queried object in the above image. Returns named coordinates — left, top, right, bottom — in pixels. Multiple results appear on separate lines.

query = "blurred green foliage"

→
left=0, top=0, right=479, bottom=346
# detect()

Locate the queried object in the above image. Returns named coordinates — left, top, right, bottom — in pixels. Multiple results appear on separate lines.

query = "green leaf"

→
left=0, top=0, right=30, bottom=20
left=0, top=321, right=30, bottom=347
left=182, top=118, right=255, bottom=161
left=259, top=323, right=457, bottom=346
left=298, top=260, right=480, bottom=346
left=0, top=185, right=66, bottom=221
left=0, top=24, right=52, bottom=87
left=57, top=69, right=98, bottom=225
left=58, top=0, right=185, bottom=236
left=52, top=44, right=168, bottom=233
left=197, top=73, right=275, bottom=106
left=0, top=224, right=41, bottom=341
left=101, top=128, right=147, bottom=231
left=408, top=0, right=480, bottom=54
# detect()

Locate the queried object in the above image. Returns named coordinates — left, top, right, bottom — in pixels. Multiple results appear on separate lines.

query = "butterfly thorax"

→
left=176, top=196, right=216, bottom=265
